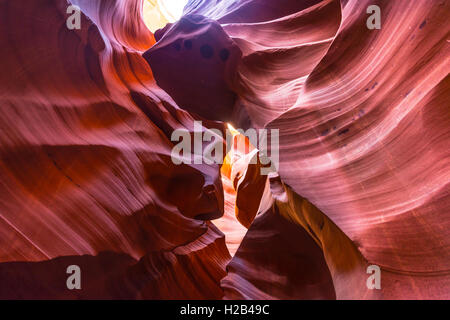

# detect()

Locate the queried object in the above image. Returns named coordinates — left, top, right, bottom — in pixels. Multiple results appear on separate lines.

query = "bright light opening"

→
left=143, top=0, right=188, bottom=32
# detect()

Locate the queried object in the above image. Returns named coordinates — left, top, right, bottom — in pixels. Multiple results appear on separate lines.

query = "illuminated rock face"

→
left=143, top=15, right=242, bottom=122
left=0, top=0, right=449, bottom=300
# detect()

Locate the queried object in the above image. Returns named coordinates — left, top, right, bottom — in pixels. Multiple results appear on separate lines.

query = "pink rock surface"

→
left=0, top=0, right=448, bottom=300
left=187, top=0, right=450, bottom=299
left=0, top=0, right=229, bottom=299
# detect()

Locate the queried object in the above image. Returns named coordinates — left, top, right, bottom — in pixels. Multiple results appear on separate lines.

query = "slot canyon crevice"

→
left=0, top=0, right=448, bottom=300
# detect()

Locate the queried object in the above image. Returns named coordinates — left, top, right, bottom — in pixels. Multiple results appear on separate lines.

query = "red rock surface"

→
left=0, top=0, right=449, bottom=299
left=143, top=14, right=242, bottom=122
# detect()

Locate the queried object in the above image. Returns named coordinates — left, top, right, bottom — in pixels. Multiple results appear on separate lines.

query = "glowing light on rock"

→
left=143, top=0, right=188, bottom=32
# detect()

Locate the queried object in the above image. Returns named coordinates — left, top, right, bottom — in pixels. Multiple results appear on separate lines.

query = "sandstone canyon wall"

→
left=0, top=0, right=448, bottom=299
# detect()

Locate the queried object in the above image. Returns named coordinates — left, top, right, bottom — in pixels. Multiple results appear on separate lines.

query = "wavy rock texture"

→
left=0, top=0, right=449, bottom=300
left=0, top=0, right=229, bottom=299
left=182, top=0, right=450, bottom=299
